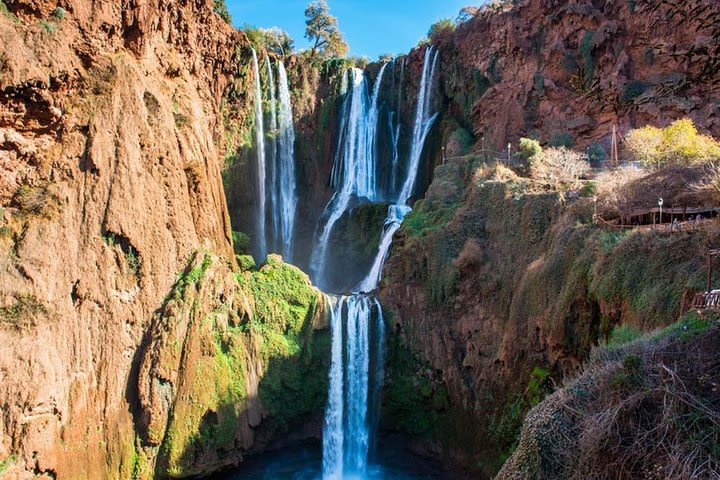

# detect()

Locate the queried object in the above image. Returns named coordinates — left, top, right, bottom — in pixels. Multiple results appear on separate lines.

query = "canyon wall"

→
left=378, top=0, right=720, bottom=475
left=0, top=1, right=329, bottom=478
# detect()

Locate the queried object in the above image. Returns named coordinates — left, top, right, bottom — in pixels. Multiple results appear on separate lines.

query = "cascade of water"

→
left=388, top=58, right=405, bottom=198
left=251, top=49, right=267, bottom=261
left=321, top=50, right=438, bottom=479
left=266, top=57, right=280, bottom=251
left=323, top=295, right=344, bottom=478
left=323, top=295, right=381, bottom=479
left=355, top=204, right=411, bottom=293
left=277, top=61, right=297, bottom=261
left=310, top=66, right=387, bottom=287
left=398, top=47, right=439, bottom=204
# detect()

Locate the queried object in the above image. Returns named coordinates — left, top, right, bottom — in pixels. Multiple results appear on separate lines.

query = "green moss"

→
left=606, top=324, right=643, bottom=346
left=0, top=1, right=19, bottom=23
left=0, top=294, right=45, bottom=327
left=0, top=455, right=16, bottom=474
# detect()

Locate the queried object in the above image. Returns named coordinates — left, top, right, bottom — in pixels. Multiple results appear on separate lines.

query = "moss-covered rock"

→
left=136, top=252, right=329, bottom=478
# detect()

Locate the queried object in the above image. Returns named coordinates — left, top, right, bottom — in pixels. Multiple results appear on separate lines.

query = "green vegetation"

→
left=625, top=118, right=720, bottom=167
left=51, top=7, right=66, bottom=20
left=586, top=142, right=606, bottom=167
left=428, top=18, right=456, bottom=44
left=13, top=183, right=57, bottom=218
left=158, top=254, right=327, bottom=476
left=231, top=231, right=250, bottom=256
left=622, top=80, right=648, bottom=102
left=548, top=131, right=574, bottom=148
left=490, top=367, right=552, bottom=467
left=0, top=1, right=19, bottom=23
left=579, top=31, right=596, bottom=85
left=213, top=0, right=232, bottom=24
left=0, top=294, right=45, bottom=328
left=102, top=232, right=143, bottom=278
left=605, top=324, right=643, bottom=347
left=40, top=19, right=55, bottom=33
left=0, top=455, right=17, bottom=473
left=305, top=0, right=348, bottom=58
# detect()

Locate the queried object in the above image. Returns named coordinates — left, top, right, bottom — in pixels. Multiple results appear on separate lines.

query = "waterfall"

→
left=266, top=57, right=280, bottom=252
left=277, top=60, right=297, bottom=261
left=398, top=46, right=439, bottom=204
left=310, top=65, right=387, bottom=287
left=251, top=49, right=267, bottom=261
left=355, top=204, right=411, bottom=293
left=322, top=295, right=382, bottom=479
left=323, top=296, right=344, bottom=477
left=321, top=47, right=439, bottom=479
left=388, top=58, right=405, bottom=198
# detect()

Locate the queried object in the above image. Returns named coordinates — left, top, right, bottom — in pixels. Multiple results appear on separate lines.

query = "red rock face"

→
left=438, top=0, right=719, bottom=154
left=0, top=1, right=243, bottom=477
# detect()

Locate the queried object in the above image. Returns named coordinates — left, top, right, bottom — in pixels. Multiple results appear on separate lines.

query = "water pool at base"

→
left=210, top=441, right=460, bottom=480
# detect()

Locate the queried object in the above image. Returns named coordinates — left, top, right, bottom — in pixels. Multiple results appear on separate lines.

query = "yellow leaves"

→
left=626, top=118, right=720, bottom=167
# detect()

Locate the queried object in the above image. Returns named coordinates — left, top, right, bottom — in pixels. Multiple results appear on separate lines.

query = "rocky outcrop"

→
left=379, top=161, right=719, bottom=476
left=433, top=0, right=719, bottom=155
left=135, top=253, right=328, bottom=478
left=0, top=0, right=253, bottom=477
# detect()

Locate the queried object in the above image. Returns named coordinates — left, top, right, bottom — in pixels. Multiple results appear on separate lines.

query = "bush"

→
left=586, top=142, right=606, bottom=167
left=515, top=137, right=542, bottom=173
left=213, top=0, right=232, bottom=24
left=549, top=131, right=575, bottom=148
left=530, top=147, right=590, bottom=189
left=428, top=18, right=456, bottom=44
left=40, top=20, right=55, bottom=33
left=626, top=118, right=720, bottom=167
left=622, top=80, right=648, bottom=102
left=51, top=7, right=66, bottom=20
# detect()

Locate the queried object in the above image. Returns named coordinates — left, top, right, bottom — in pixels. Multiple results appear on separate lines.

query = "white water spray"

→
left=277, top=60, right=298, bottom=261
left=251, top=49, right=267, bottom=261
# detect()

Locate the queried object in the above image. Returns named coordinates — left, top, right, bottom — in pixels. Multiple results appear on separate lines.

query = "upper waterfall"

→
left=310, top=65, right=388, bottom=289
left=277, top=60, right=298, bottom=262
left=251, top=48, right=267, bottom=261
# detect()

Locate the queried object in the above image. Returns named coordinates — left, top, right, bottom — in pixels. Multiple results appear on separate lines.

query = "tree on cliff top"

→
left=304, top=0, right=348, bottom=58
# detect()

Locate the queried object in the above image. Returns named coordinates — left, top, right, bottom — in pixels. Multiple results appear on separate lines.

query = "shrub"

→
left=587, top=142, right=606, bottom=167
left=549, top=131, right=575, bottom=148
left=51, top=7, right=66, bottom=20
left=231, top=231, right=250, bottom=256
left=428, top=18, right=456, bottom=44
left=515, top=137, right=542, bottom=173
left=622, top=80, right=648, bottom=102
left=626, top=118, right=720, bottom=167
left=213, top=0, right=232, bottom=24
left=530, top=147, right=590, bottom=189
left=40, top=20, right=55, bottom=33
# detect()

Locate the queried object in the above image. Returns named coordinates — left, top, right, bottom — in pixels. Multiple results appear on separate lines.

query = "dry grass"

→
left=498, top=322, right=720, bottom=480
left=594, top=165, right=714, bottom=220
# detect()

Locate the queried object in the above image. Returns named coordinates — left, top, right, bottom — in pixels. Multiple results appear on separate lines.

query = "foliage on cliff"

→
left=381, top=156, right=720, bottom=476
left=497, top=315, right=720, bottom=480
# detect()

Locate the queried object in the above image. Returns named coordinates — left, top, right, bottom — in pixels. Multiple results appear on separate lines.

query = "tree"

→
left=626, top=119, right=720, bottom=168
left=213, top=0, right=232, bottom=24
left=261, top=27, right=294, bottom=55
left=530, top=147, right=591, bottom=190
left=304, top=0, right=348, bottom=58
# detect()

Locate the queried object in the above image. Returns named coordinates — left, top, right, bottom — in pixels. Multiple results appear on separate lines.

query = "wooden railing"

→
left=694, top=292, right=720, bottom=310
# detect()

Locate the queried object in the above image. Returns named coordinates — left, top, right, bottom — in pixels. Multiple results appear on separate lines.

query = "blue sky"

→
left=227, top=1, right=476, bottom=59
